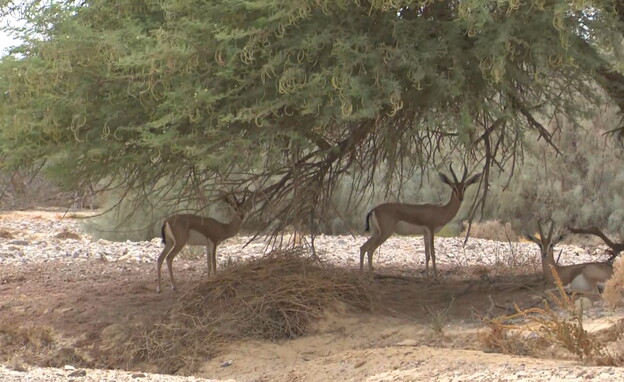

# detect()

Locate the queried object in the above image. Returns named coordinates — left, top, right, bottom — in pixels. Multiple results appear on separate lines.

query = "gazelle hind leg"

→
left=156, top=242, right=176, bottom=293
left=367, top=233, right=391, bottom=273
left=423, top=233, right=431, bottom=276
left=165, top=243, right=185, bottom=291
left=359, top=238, right=374, bottom=272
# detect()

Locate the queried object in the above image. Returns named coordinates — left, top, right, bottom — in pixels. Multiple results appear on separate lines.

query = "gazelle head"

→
left=438, top=164, right=482, bottom=201
left=525, top=219, right=568, bottom=260
left=223, top=190, right=249, bottom=221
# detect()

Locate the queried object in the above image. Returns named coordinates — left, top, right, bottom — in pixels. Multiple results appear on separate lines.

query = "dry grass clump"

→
left=479, top=268, right=619, bottom=365
left=465, top=220, right=519, bottom=242
left=123, top=249, right=377, bottom=374
left=478, top=316, right=539, bottom=356
left=603, top=258, right=624, bottom=308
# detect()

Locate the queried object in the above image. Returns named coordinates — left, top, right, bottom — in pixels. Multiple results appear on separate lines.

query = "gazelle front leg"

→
left=165, top=243, right=185, bottom=291
left=429, top=231, right=437, bottom=278
left=423, top=232, right=431, bottom=276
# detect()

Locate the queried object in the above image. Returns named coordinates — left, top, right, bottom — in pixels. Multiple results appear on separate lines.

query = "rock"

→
left=68, top=369, right=86, bottom=377
left=8, top=240, right=29, bottom=246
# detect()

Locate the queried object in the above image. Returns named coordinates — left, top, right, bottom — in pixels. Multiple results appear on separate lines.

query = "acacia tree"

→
left=0, top=0, right=623, bottom=233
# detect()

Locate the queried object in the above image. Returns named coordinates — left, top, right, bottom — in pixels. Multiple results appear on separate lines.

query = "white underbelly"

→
left=186, top=229, right=213, bottom=246
left=394, top=221, right=429, bottom=236
left=567, top=275, right=593, bottom=292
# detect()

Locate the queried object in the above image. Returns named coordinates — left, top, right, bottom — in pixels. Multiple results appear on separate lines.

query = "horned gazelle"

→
left=359, top=165, right=482, bottom=278
left=525, top=219, right=613, bottom=294
left=156, top=194, right=247, bottom=293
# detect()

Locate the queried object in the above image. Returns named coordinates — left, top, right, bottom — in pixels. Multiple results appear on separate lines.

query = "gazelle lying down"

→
left=525, top=220, right=613, bottom=294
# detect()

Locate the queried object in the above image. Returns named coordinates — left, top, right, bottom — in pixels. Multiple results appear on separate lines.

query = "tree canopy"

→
left=1, top=0, right=623, bottom=233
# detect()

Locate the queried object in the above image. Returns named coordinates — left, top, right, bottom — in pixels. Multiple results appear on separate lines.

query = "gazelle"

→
left=359, top=165, right=482, bottom=278
left=156, top=194, right=247, bottom=293
left=525, top=220, right=613, bottom=294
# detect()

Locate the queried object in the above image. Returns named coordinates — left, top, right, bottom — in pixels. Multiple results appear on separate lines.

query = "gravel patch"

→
left=0, top=365, right=233, bottom=382
left=0, top=215, right=611, bottom=269
left=0, top=212, right=619, bottom=382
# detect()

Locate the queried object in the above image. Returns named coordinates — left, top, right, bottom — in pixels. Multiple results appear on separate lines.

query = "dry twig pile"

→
left=124, top=249, right=377, bottom=373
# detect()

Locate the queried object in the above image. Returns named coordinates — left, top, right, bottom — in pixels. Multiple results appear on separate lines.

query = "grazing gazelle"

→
left=359, top=165, right=482, bottom=278
left=156, top=194, right=247, bottom=293
left=525, top=219, right=613, bottom=294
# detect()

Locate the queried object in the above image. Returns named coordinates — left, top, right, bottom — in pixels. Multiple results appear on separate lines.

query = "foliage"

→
left=1, top=0, right=623, bottom=232
left=487, top=106, right=624, bottom=237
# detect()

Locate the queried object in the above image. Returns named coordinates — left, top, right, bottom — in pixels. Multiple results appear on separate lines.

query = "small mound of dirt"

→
left=0, top=229, right=14, bottom=239
left=0, top=323, right=90, bottom=369
left=54, top=229, right=82, bottom=240
left=123, top=249, right=377, bottom=374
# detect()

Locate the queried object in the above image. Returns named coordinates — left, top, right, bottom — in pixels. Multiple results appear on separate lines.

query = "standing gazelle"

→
left=359, top=165, right=481, bottom=278
left=156, top=194, right=247, bottom=293
left=525, top=219, right=613, bottom=294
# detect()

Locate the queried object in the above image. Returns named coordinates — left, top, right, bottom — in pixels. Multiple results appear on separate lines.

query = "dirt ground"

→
left=1, top=211, right=623, bottom=381
left=0, top=257, right=563, bottom=378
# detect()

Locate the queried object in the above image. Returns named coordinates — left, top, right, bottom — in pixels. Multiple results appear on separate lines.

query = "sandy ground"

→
left=0, top=211, right=623, bottom=381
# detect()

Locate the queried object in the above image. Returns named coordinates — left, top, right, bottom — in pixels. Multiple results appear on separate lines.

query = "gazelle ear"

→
left=439, top=172, right=453, bottom=185
left=465, top=173, right=482, bottom=186
left=524, top=233, right=541, bottom=245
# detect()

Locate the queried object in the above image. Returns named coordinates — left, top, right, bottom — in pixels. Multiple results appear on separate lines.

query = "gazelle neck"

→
left=224, top=214, right=243, bottom=238
left=440, top=191, right=462, bottom=222
left=541, top=251, right=559, bottom=283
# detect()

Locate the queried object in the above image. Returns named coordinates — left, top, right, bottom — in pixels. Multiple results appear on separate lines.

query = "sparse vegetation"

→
left=479, top=270, right=620, bottom=365
left=425, top=297, right=455, bottom=333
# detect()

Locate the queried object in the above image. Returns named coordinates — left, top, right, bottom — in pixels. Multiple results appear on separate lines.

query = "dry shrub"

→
left=465, top=220, right=519, bottom=242
left=54, top=229, right=82, bottom=240
left=603, top=258, right=624, bottom=308
left=123, top=249, right=377, bottom=374
left=480, top=268, right=618, bottom=365
left=478, top=315, right=537, bottom=356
